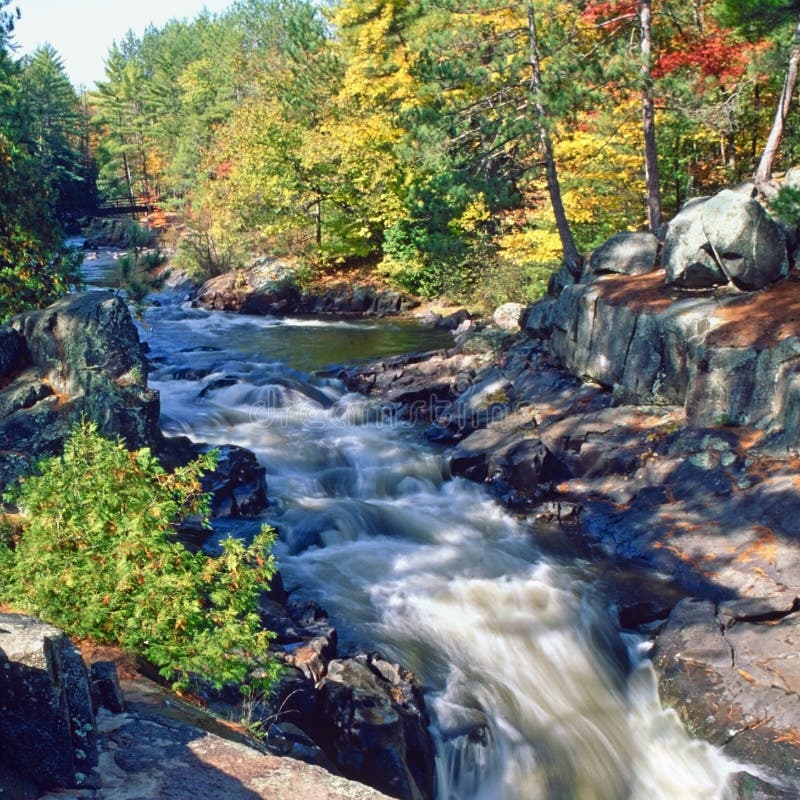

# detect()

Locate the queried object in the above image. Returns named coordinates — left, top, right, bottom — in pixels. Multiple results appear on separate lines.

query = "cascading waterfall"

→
left=137, top=285, right=738, bottom=800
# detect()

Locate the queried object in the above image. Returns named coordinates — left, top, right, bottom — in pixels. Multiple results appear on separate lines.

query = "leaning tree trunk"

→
left=755, top=15, right=800, bottom=186
left=526, top=2, right=583, bottom=278
left=640, top=0, right=662, bottom=231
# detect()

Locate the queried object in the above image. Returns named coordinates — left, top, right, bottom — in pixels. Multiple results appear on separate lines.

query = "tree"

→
left=0, top=8, right=82, bottom=319
left=526, top=1, right=583, bottom=274
left=18, top=45, right=88, bottom=219
left=1, top=422, right=281, bottom=693
left=638, top=0, right=662, bottom=229
left=715, top=0, right=800, bottom=184
left=755, top=15, right=800, bottom=184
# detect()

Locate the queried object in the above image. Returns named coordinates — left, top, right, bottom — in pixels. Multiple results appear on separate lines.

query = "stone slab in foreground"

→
left=39, top=677, right=393, bottom=800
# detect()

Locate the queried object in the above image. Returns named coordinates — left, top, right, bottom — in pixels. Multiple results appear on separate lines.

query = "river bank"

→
left=334, top=269, right=800, bottom=797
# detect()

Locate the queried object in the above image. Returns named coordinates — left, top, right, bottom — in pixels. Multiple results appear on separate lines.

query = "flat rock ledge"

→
left=38, top=677, right=393, bottom=800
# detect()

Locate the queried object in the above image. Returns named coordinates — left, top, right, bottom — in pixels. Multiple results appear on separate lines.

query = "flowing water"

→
left=85, top=246, right=739, bottom=798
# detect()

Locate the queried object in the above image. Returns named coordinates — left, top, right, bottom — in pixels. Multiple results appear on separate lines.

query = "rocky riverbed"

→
left=334, top=184, right=800, bottom=797
left=0, top=290, right=435, bottom=800
left=338, top=328, right=800, bottom=796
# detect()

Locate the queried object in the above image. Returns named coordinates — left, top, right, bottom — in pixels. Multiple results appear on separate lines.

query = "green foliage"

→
left=82, top=0, right=799, bottom=304
left=0, top=421, right=281, bottom=693
left=113, top=222, right=167, bottom=312
left=0, top=23, right=87, bottom=319
left=173, top=216, right=246, bottom=279
left=18, top=45, right=92, bottom=219
left=769, top=184, right=800, bottom=226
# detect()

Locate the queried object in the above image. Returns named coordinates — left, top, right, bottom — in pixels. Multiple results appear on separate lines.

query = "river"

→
left=85, top=247, right=738, bottom=799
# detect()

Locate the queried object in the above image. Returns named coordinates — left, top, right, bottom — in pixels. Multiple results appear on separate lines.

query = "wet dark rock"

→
left=159, top=437, right=268, bottom=519
left=0, top=326, right=23, bottom=377
left=588, top=231, right=659, bottom=277
left=617, top=600, right=671, bottom=631
left=531, top=500, right=583, bottom=524
left=266, top=722, right=334, bottom=770
left=198, top=376, right=239, bottom=397
left=340, top=350, right=488, bottom=424
left=435, top=309, right=470, bottom=331
left=171, top=366, right=215, bottom=381
left=0, top=613, right=99, bottom=790
left=0, top=762, right=39, bottom=800
left=731, top=772, right=800, bottom=799
left=500, top=437, right=564, bottom=493
left=201, top=444, right=268, bottom=518
left=450, top=425, right=562, bottom=499
left=317, top=653, right=435, bottom=800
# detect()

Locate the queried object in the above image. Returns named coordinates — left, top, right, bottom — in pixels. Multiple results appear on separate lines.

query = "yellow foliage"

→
left=498, top=224, right=563, bottom=267
left=333, top=0, right=417, bottom=109
left=449, top=194, right=491, bottom=236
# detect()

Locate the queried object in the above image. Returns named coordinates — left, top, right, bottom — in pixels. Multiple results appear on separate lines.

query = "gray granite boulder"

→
left=588, top=231, right=659, bottom=277
left=0, top=292, right=161, bottom=491
left=492, top=302, right=525, bottom=331
left=701, top=189, right=788, bottom=290
left=663, top=197, right=728, bottom=289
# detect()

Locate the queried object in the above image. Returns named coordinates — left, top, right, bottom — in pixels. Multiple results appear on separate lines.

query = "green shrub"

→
left=770, top=184, right=800, bottom=228
left=0, top=421, right=280, bottom=693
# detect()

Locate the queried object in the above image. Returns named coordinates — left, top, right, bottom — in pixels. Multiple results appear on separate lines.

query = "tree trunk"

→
left=121, top=149, right=136, bottom=212
left=640, top=0, right=662, bottom=231
left=755, top=16, right=800, bottom=185
left=526, top=2, right=582, bottom=278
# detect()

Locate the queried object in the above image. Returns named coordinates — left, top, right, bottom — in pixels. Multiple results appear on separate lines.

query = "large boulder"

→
left=450, top=422, right=563, bottom=501
left=195, top=271, right=301, bottom=314
left=652, top=598, right=800, bottom=796
left=0, top=614, right=99, bottom=790
left=0, top=292, right=160, bottom=490
left=662, top=197, right=728, bottom=289
left=701, top=189, right=789, bottom=291
left=317, top=653, right=435, bottom=800
left=12, top=291, right=147, bottom=397
left=588, top=231, right=659, bottom=277
left=200, top=444, right=268, bottom=518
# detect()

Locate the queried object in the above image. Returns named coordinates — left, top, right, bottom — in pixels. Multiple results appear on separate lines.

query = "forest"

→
left=1, top=0, right=799, bottom=315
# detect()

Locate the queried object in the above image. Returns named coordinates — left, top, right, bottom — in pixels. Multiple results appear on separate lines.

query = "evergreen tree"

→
left=18, top=45, right=89, bottom=219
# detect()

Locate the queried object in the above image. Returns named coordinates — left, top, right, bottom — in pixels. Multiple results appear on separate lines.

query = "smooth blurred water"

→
left=132, top=285, right=739, bottom=800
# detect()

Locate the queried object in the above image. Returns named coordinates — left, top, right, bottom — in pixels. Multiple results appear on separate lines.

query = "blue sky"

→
left=12, top=0, right=235, bottom=89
